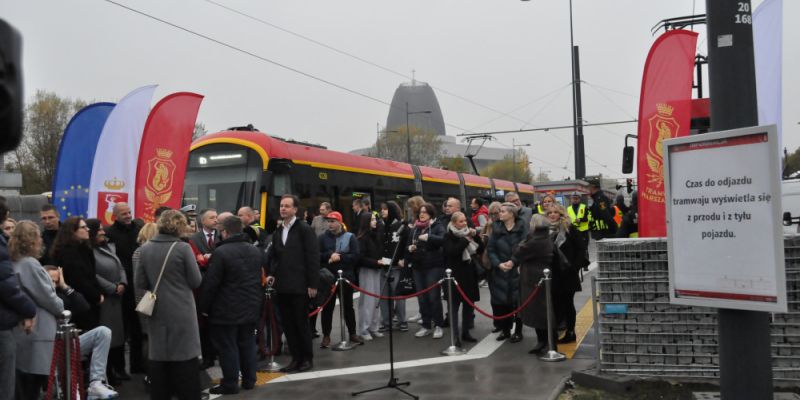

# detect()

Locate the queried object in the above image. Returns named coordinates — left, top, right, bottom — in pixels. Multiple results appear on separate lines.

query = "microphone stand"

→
left=353, top=223, right=417, bottom=399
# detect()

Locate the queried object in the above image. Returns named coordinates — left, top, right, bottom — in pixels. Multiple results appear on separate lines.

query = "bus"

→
left=183, top=128, right=535, bottom=234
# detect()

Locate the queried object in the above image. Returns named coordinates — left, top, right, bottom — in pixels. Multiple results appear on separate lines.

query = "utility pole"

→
left=569, top=0, right=586, bottom=179
left=705, top=1, right=772, bottom=398
left=512, top=138, right=531, bottom=182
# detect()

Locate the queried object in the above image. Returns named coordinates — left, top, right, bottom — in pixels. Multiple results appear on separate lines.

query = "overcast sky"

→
left=3, top=0, right=796, bottom=181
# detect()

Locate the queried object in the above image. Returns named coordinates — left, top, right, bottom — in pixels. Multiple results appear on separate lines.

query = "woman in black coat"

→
left=51, top=216, right=103, bottom=332
left=379, top=201, right=407, bottom=331
left=442, top=211, right=483, bottom=344
left=546, top=204, right=589, bottom=343
left=515, top=214, right=554, bottom=354
left=404, top=203, right=446, bottom=338
left=486, top=203, right=528, bottom=343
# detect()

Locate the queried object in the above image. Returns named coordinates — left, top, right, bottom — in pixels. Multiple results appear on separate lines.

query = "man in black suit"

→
left=266, top=194, right=320, bottom=373
left=188, top=208, right=219, bottom=369
left=189, top=208, right=219, bottom=261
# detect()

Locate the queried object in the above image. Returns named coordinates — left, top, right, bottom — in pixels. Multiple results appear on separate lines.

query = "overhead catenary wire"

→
left=202, top=0, right=571, bottom=131
left=582, top=81, right=640, bottom=99
left=466, top=82, right=572, bottom=132
left=583, top=82, right=637, bottom=120
left=492, top=138, right=572, bottom=175
left=458, top=119, right=637, bottom=136
left=100, top=0, right=476, bottom=134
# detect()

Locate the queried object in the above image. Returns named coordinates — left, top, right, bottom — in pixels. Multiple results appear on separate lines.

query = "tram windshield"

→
left=182, top=144, right=263, bottom=213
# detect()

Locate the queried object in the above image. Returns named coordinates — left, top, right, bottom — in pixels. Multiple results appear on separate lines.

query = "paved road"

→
left=117, top=248, right=601, bottom=399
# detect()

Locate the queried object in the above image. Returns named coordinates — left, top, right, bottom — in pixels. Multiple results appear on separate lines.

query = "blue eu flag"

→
left=52, top=103, right=115, bottom=220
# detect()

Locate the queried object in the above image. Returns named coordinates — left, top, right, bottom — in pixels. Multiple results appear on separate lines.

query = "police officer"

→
left=587, top=179, right=617, bottom=240
left=616, top=191, right=638, bottom=238
left=567, top=192, right=590, bottom=251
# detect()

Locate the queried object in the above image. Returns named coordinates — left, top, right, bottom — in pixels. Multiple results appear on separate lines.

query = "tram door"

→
left=348, top=190, right=373, bottom=231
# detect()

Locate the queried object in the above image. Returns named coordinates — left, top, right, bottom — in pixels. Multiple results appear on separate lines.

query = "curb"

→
left=547, top=375, right=571, bottom=400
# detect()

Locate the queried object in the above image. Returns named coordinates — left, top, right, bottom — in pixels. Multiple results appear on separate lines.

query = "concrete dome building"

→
left=350, top=79, right=515, bottom=174
left=386, top=80, right=446, bottom=136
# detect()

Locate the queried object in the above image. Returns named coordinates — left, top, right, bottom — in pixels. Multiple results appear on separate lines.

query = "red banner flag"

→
left=637, top=30, right=698, bottom=237
left=134, top=92, right=204, bottom=223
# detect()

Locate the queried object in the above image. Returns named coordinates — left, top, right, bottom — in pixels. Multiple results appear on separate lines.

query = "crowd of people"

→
left=0, top=177, right=637, bottom=400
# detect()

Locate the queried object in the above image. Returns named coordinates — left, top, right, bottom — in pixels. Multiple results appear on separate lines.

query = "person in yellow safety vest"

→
left=536, top=195, right=555, bottom=215
left=587, top=179, right=617, bottom=240
left=568, top=192, right=591, bottom=256
left=615, top=191, right=638, bottom=238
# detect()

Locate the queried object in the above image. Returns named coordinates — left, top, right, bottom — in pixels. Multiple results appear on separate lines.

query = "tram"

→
left=183, top=127, right=535, bottom=234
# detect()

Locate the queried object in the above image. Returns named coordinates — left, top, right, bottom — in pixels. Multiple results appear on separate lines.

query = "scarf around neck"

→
left=448, top=223, right=479, bottom=261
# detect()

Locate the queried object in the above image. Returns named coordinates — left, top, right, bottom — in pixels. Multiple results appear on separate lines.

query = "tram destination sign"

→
left=664, top=125, right=786, bottom=312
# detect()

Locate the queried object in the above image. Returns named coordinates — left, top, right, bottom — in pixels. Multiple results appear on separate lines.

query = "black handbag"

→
left=555, top=246, right=571, bottom=272
left=396, top=266, right=416, bottom=296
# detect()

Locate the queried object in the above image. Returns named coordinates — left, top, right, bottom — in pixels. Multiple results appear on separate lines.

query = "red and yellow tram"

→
left=184, top=128, right=535, bottom=233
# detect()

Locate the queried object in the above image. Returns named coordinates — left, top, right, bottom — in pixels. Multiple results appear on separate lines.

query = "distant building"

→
left=0, top=155, right=22, bottom=196
left=351, top=79, right=514, bottom=172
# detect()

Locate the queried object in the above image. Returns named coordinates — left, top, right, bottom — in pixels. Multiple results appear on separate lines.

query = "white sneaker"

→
left=361, top=333, right=373, bottom=341
left=415, top=327, right=432, bottom=337
left=87, top=380, right=118, bottom=399
left=370, top=330, right=385, bottom=338
left=432, top=326, right=444, bottom=339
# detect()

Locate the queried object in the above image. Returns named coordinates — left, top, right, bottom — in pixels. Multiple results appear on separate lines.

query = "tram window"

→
left=273, top=173, right=291, bottom=196
left=184, top=144, right=261, bottom=214
left=422, top=181, right=458, bottom=210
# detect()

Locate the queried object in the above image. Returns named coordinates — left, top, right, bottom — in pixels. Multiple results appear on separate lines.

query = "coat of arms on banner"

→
left=643, top=103, right=679, bottom=203
left=98, top=177, right=127, bottom=225
left=144, top=148, right=176, bottom=219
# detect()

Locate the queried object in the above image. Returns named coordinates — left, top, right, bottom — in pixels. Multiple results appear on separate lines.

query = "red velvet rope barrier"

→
left=454, top=281, right=542, bottom=320
left=71, top=335, right=84, bottom=399
left=45, top=335, right=64, bottom=400
left=346, top=279, right=443, bottom=301
left=308, top=281, right=339, bottom=318
left=260, top=294, right=282, bottom=357
left=45, top=329, right=84, bottom=400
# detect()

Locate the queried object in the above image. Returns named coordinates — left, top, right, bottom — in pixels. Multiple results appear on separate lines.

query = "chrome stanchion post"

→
left=261, top=285, right=283, bottom=372
left=540, top=269, right=566, bottom=362
left=332, top=270, right=356, bottom=351
left=61, top=310, right=73, bottom=400
left=442, top=269, right=466, bottom=356
left=590, top=275, right=601, bottom=372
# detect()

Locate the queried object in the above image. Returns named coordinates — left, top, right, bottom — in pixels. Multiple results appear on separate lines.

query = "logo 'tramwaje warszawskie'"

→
left=642, top=103, right=679, bottom=204
left=144, top=148, right=176, bottom=217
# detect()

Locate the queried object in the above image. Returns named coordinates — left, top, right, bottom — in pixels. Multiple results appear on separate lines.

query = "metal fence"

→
left=593, top=236, right=800, bottom=381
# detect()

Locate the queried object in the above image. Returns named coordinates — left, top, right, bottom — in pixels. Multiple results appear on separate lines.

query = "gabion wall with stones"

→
left=595, top=236, right=800, bottom=381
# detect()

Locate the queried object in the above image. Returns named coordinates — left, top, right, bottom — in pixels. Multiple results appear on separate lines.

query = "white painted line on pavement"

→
left=267, top=331, right=507, bottom=384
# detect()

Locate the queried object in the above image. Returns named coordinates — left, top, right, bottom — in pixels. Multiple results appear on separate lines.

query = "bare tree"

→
left=12, top=90, right=87, bottom=194
left=366, top=126, right=443, bottom=167
left=192, top=122, right=208, bottom=141
left=439, top=156, right=470, bottom=173
left=480, top=149, right=533, bottom=183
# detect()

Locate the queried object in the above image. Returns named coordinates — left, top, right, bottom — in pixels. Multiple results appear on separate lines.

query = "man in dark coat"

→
left=266, top=194, right=320, bottom=373
left=188, top=208, right=219, bottom=368
left=39, top=204, right=60, bottom=266
left=237, top=206, right=267, bottom=247
left=587, top=179, right=617, bottom=240
left=189, top=208, right=219, bottom=269
left=0, top=197, right=36, bottom=400
left=200, top=216, right=263, bottom=395
left=103, top=202, right=144, bottom=374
